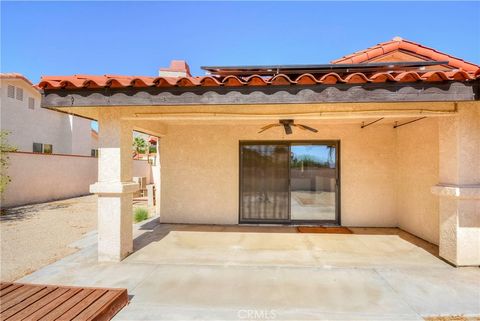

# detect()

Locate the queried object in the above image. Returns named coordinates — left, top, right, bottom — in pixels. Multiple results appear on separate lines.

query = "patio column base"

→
left=432, top=184, right=480, bottom=266
left=90, top=183, right=139, bottom=263
left=435, top=104, right=480, bottom=267
left=92, top=188, right=137, bottom=262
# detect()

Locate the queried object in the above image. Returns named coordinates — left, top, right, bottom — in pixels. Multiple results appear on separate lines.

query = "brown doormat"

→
left=297, top=226, right=352, bottom=234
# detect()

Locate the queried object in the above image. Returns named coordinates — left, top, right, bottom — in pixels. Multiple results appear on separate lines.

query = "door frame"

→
left=238, top=140, right=341, bottom=226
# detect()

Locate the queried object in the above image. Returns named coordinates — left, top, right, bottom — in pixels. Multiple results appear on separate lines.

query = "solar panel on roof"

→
left=201, top=61, right=450, bottom=76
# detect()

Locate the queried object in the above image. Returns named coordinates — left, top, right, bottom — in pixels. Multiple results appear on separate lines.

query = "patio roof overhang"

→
left=41, top=79, right=479, bottom=109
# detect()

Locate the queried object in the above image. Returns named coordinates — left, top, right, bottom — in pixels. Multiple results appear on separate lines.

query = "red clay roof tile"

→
left=38, top=38, right=479, bottom=91
left=38, top=68, right=477, bottom=91
left=332, top=37, right=479, bottom=73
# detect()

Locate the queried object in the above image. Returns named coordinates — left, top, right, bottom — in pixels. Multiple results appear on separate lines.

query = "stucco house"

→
left=0, top=73, right=96, bottom=156
left=38, top=37, right=480, bottom=267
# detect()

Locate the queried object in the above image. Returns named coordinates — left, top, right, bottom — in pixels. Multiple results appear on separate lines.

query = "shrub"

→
left=134, top=207, right=149, bottom=223
left=1, top=131, right=17, bottom=194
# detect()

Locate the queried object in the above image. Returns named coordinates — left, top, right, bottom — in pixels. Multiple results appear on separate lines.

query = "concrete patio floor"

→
left=19, top=218, right=480, bottom=320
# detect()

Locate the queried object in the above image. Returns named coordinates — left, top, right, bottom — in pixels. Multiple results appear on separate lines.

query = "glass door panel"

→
left=240, top=144, right=290, bottom=222
left=290, top=144, right=337, bottom=222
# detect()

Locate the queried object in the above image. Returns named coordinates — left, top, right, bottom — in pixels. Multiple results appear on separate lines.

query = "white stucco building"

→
left=0, top=73, right=94, bottom=156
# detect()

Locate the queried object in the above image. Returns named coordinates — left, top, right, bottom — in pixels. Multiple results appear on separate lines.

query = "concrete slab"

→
left=128, top=229, right=447, bottom=269
left=18, top=222, right=480, bottom=320
left=307, top=234, right=446, bottom=269
left=115, top=265, right=421, bottom=321
left=378, top=267, right=480, bottom=316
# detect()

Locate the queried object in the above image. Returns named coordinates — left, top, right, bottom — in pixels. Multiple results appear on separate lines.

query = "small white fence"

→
left=1, top=152, right=152, bottom=208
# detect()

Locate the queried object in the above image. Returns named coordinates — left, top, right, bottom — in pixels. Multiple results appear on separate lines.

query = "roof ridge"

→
left=0, top=72, right=35, bottom=86
left=331, top=37, right=479, bottom=72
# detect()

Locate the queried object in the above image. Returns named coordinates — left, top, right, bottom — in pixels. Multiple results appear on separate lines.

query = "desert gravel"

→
left=0, top=195, right=97, bottom=281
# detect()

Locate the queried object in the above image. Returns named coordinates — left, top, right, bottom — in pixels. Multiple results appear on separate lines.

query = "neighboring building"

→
left=38, top=37, right=480, bottom=267
left=0, top=73, right=93, bottom=156
left=91, top=128, right=99, bottom=157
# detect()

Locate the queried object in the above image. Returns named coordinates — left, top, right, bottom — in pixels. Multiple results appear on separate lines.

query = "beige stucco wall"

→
left=132, top=159, right=153, bottom=184
left=1, top=152, right=152, bottom=208
left=160, top=122, right=398, bottom=226
left=395, top=118, right=440, bottom=245
left=1, top=152, right=97, bottom=208
left=435, top=103, right=480, bottom=265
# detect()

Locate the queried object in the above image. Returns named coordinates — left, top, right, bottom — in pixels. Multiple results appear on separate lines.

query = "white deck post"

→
left=432, top=103, right=480, bottom=266
left=90, top=110, right=139, bottom=262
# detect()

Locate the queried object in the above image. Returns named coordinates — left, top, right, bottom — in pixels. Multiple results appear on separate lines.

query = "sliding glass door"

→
left=240, top=142, right=339, bottom=224
left=240, top=144, right=290, bottom=222
left=290, top=144, right=337, bottom=222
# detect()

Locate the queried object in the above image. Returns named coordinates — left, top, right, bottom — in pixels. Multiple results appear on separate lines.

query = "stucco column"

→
left=432, top=102, right=480, bottom=266
left=154, top=139, right=161, bottom=217
left=90, top=110, right=138, bottom=262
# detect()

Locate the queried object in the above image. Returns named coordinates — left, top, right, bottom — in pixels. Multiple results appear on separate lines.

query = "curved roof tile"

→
left=331, top=37, right=480, bottom=73
left=295, top=73, right=317, bottom=85
left=38, top=69, right=479, bottom=91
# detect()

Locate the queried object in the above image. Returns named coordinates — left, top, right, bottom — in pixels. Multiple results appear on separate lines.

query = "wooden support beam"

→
left=42, top=81, right=479, bottom=108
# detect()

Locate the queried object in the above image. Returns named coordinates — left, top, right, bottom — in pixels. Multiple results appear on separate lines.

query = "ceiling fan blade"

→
left=283, top=123, right=293, bottom=135
left=258, top=123, right=280, bottom=133
left=296, top=124, right=318, bottom=133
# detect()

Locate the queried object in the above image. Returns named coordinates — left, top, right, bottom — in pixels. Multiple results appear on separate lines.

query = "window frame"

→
left=33, top=142, right=53, bottom=154
left=28, top=97, right=35, bottom=110
left=16, top=87, right=23, bottom=101
left=43, top=144, right=53, bottom=154
left=33, top=142, right=43, bottom=153
left=7, top=85, right=15, bottom=98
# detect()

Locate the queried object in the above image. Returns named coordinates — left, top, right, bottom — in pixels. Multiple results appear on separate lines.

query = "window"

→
left=16, top=87, right=23, bottom=101
left=33, top=143, right=43, bottom=153
left=43, top=144, right=53, bottom=154
left=7, top=85, right=15, bottom=98
left=33, top=143, right=53, bottom=154
left=28, top=97, right=35, bottom=110
left=91, top=149, right=98, bottom=157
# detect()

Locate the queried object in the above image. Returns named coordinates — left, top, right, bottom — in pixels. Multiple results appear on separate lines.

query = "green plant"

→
left=134, top=207, right=149, bottom=223
left=133, top=137, right=147, bottom=154
left=148, top=145, right=157, bottom=154
left=0, top=131, right=17, bottom=194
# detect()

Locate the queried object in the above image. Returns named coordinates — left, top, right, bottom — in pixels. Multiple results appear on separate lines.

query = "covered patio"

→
left=19, top=220, right=480, bottom=320
left=38, top=37, right=480, bottom=268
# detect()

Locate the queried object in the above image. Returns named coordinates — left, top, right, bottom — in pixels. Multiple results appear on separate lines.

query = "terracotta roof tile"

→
left=295, top=74, right=317, bottom=85
left=332, top=37, right=479, bottom=73
left=38, top=37, right=479, bottom=91
left=38, top=68, right=477, bottom=91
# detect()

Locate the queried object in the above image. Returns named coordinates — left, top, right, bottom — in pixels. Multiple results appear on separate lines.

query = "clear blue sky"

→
left=2, top=1, right=479, bottom=84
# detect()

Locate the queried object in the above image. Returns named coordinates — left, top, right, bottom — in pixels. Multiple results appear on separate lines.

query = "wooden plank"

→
left=0, top=284, right=22, bottom=297
left=20, top=288, right=81, bottom=321
left=90, top=289, right=128, bottom=321
left=72, top=289, right=127, bottom=321
left=0, top=283, right=12, bottom=291
left=0, top=286, right=59, bottom=320
left=41, top=80, right=478, bottom=108
left=58, top=289, right=107, bottom=320
left=0, top=284, right=43, bottom=309
left=37, top=289, right=95, bottom=321
left=0, top=283, right=127, bottom=321
left=0, top=285, right=46, bottom=313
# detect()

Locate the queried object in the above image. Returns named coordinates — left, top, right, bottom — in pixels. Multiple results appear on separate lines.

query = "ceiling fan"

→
left=258, top=119, right=318, bottom=135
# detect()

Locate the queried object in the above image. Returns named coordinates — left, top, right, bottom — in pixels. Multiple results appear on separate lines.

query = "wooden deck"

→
left=0, top=282, right=128, bottom=321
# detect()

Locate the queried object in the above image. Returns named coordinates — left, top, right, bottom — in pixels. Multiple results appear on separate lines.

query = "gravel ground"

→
left=0, top=195, right=98, bottom=281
